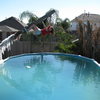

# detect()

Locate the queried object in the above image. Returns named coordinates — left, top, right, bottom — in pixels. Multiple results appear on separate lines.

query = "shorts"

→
left=33, top=29, right=41, bottom=35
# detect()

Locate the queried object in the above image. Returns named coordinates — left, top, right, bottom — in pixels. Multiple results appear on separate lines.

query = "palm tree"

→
left=19, top=10, right=38, bottom=24
left=55, top=17, right=62, bottom=26
left=61, top=18, right=70, bottom=33
left=55, top=18, right=70, bottom=33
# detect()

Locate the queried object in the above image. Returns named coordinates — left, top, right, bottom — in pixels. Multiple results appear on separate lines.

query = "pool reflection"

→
left=57, top=55, right=100, bottom=86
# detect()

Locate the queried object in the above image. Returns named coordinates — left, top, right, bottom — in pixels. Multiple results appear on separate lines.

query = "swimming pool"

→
left=0, top=53, right=100, bottom=100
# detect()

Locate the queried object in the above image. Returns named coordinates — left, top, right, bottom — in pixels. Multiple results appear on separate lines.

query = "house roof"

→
left=0, top=17, right=27, bottom=31
left=0, top=25, right=19, bottom=32
left=72, top=13, right=100, bottom=23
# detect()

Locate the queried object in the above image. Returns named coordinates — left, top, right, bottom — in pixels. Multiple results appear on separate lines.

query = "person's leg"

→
left=29, top=24, right=39, bottom=31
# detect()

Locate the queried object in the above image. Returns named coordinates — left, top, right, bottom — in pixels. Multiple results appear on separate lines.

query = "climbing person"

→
left=29, top=24, right=54, bottom=36
left=13, top=23, right=54, bottom=41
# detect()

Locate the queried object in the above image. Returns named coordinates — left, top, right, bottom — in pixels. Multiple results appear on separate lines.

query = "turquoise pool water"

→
left=0, top=53, right=100, bottom=100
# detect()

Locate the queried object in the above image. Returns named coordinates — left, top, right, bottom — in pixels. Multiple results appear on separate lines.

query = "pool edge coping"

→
left=1, top=52, right=100, bottom=67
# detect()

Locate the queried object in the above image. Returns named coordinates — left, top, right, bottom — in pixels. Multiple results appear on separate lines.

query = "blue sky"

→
left=0, top=0, right=100, bottom=22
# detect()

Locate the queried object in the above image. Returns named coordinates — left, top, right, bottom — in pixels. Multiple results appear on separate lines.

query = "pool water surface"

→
left=0, top=53, right=100, bottom=100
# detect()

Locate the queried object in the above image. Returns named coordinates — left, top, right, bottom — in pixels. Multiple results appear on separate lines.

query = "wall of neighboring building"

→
left=2, top=32, right=7, bottom=40
left=70, top=13, right=100, bottom=33
left=70, top=21, right=100, bottom=32
left=0, top=32, right=7, bottom=42
left=70, top=22, right=78, bottom=32
left=0, top=32, right=13, bottom=41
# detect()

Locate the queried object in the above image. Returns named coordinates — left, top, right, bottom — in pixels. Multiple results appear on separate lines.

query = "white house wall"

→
left=70, top=22, right=78, bottom=31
